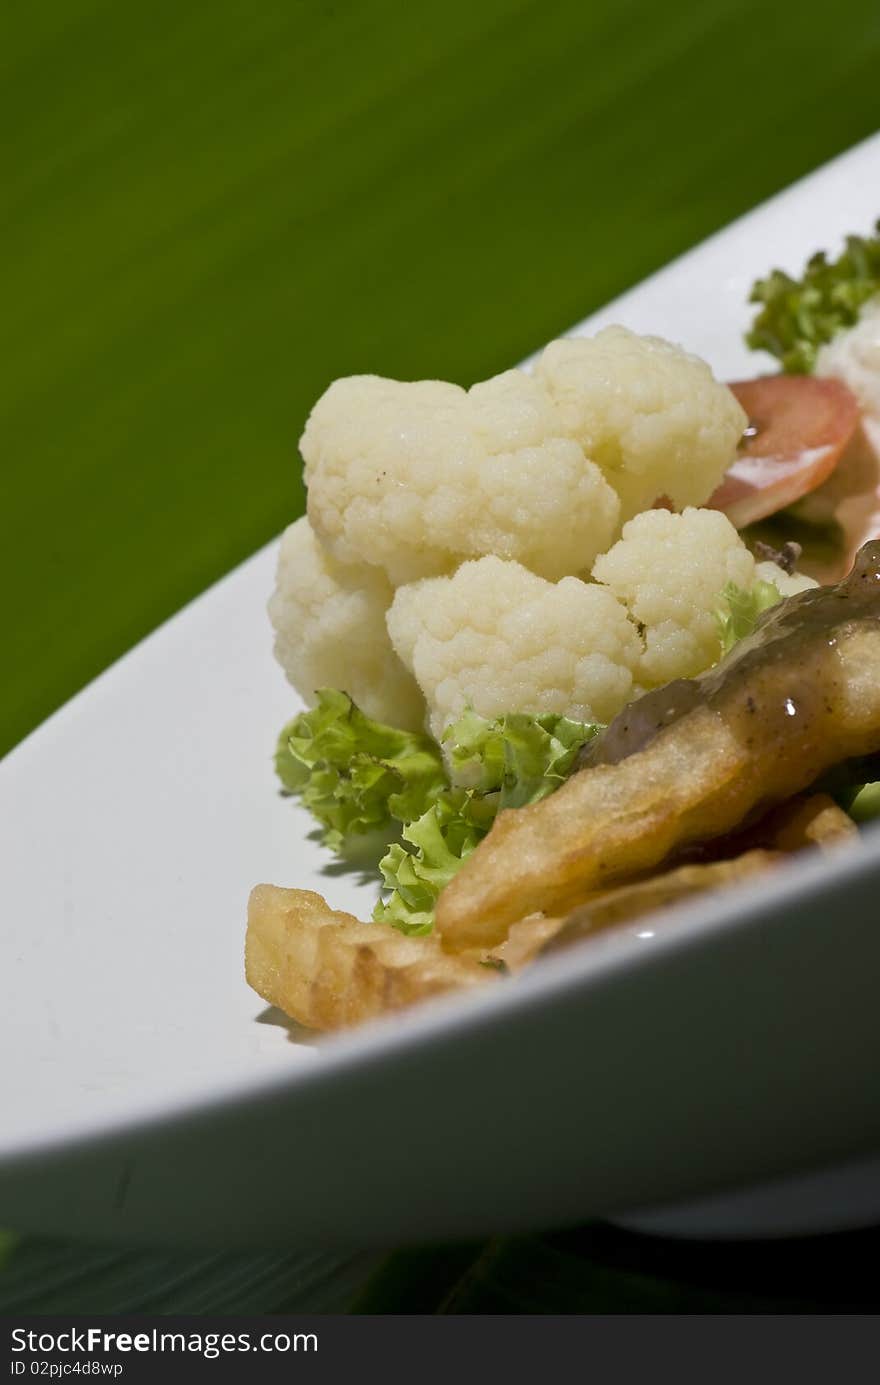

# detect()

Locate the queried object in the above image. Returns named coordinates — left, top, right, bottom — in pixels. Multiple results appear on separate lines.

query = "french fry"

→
left=246, top=885, right=493, bottom=1031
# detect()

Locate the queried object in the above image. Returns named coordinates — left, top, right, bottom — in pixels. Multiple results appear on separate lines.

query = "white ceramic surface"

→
left=2, top=134, right=880, bottom=1246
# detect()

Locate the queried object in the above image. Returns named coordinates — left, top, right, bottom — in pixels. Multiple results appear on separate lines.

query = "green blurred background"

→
left=6, top=0, right=880, bottom=758
left=3, top=0, right=880, bottom=1313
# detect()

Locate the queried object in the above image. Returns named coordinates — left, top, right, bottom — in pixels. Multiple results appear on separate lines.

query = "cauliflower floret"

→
left=536, top=326, right=746, bottom=520
left=301, top=371, right=620, bottom=585
left=268, top=517, right=424, bottom=731
left=754, top=560, right=817, bottom=597
left=387, top=556, right=642, bottom=740
left=593, top=507, right=758, bottom=685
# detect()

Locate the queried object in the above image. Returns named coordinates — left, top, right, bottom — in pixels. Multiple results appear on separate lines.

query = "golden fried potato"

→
left=436, top=548, right=880, bottom=949
left=246, top=885, right=493, bottom=1031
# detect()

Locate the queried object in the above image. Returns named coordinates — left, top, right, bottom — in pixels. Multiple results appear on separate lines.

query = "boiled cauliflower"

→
left=301, top=371, right=620, bottom=585
left=278, top=332, right=794, bottom=740
left=592, top=507, right=811, bottom=686
left=387, top=556, right=642, bottom=741
left=753, top=559, right=817, bottom=598
left=268, top=517, right=424, bottom=731
left=536, top=327, right=746, bottom=520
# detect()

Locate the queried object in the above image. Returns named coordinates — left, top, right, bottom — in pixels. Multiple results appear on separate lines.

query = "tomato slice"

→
left=709, top=375, right=860, bottom=528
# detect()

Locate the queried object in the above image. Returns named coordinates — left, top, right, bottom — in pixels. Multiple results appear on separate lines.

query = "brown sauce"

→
left=581, top=539, right=880, bottom=770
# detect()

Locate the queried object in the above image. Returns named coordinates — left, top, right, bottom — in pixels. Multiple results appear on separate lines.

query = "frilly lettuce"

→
left=746, top=222, right=880, bottom=373
left=444, top=708, right=601, bottom=808
left=375, top=710, right=599, bottom=933
left=275, top=688, right=447, bottom=852
left=276, top=695, right=600, bottom=932
left=374, top=792, right=483, bottom=934
left=714, top=578, right=782, bottom=656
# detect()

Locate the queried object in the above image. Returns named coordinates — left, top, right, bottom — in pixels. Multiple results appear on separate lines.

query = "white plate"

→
left=3, top=135, right=880, bottom=1247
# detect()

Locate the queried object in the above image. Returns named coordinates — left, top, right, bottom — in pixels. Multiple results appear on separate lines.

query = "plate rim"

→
left=3, top=791, right=879, bottom=1172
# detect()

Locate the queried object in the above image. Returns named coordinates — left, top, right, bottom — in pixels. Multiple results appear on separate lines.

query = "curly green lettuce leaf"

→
left=444, top=707, right=600, bottom=807
left=374, top=709, right=601, bottom=933
left=714, top=578, right=782, bottom=656
left=374, top=792, right=483, bottom=934
left=275, top=689, right=446, bottom=852
left=746, top=222, right=880, bottom=373
left=276, top=694, right=600, bottom=931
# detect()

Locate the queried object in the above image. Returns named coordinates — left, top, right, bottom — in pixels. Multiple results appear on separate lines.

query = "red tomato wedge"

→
left=709, top=375, right=860, bottom=529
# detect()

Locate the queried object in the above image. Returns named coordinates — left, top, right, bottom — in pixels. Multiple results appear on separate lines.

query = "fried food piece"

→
left=735, top=792, right=858, bottom=853
left=490, top=793, right=857, bottom=970
left=490, top=913, right=568, bottom=972
left=246, top=885, right=492, bottom=1031
left=436, top=543, right=880, bottom=949
left=671, top=791, right=859, bottom=862
left=541, top=849, right=780, bottom=955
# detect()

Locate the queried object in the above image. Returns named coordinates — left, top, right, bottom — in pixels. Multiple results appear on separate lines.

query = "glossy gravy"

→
left=582, top=540, right=880, bottom=770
